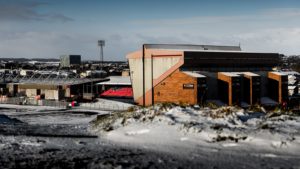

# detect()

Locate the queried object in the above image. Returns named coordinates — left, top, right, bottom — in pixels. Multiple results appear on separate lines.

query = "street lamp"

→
left=98, top=40, right=105, bottom=70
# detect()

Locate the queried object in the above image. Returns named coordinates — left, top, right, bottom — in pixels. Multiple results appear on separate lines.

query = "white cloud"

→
left=1, top=7, right=300, bottom=59
left=127, top=8, right=300, bottom=55
left=132, top=8, right=300, bottom=26
left=0, top=1, right=73, bottom=22
left=233, top=28, right=300, bottom=54
left=261, top=8, right=300, bottom=18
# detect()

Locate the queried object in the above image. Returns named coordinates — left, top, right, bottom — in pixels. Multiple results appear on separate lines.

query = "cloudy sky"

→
left=1, top=0, right=300, bottom=60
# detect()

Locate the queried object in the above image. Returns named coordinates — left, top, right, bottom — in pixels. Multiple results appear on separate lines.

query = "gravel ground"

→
left=0, top=135, right=299, bottom=169
left=0, top=136, right=199, bottom=169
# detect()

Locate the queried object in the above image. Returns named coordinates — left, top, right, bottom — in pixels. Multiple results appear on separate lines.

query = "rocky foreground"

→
left=0, top=104, right=300, bottom=169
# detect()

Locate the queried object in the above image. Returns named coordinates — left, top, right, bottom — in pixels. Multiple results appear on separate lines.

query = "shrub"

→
left=206, top=102, right=219, bottom=109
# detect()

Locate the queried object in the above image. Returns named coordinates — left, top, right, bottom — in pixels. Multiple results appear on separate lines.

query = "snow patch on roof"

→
left=183, top=71, right=206, bottom=78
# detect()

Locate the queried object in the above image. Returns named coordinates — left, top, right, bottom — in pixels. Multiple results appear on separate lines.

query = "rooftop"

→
left=183, top=71, right=206, bottom=78
left=219, top=72, right=240, bottom=77
left=100, top=87, right=133, bottom=98
left=97, top=76, right=131, bottom=85
left=270, top=71, right=288, bottom=76
left=16, top=78, right=107, bottom=86
left=144, top=44, right=241, bottom=52
left=0, top=72, right=108, bottom=85
left=280, top=71, right=300, bottom=76
left=243, top=72, right=260, bottom=77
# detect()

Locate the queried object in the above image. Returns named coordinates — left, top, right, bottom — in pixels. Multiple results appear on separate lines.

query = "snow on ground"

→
left=0, top=104, right=64, bottom=112
left=0, top=99, right=134, bottom=125
left=91, top=105, right=300, bottom=157
left=1, top=103, right=300, bottom=168
left=0, top=103, right=110, bottom=124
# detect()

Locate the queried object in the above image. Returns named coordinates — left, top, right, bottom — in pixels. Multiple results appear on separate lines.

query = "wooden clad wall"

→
left=268, top=72, right=288, bottom=104
left=218, top=73, right=242, bottom=106
left=154, top=69, right=197, bottom=104
left=243, top=75, right=261, bottom=105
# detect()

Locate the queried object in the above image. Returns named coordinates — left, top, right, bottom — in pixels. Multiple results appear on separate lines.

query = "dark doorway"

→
left=243, top=78, right=250, bottom=104
left=37, top=89, right=41, bottom=95
left=218, top=80, right=229, bottom=104
left=268, top=78, right=279, bottom=102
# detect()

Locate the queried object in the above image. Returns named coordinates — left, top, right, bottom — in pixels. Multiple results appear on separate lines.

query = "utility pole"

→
left=98, top=40, right=105, bottom=70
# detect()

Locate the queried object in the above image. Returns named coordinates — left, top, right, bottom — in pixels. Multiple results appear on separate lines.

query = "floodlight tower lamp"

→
left=98, top=40, right=105, bottom=70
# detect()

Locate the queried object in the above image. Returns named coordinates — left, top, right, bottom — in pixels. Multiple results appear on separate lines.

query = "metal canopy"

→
left=0, top=70, right=108, bottom=85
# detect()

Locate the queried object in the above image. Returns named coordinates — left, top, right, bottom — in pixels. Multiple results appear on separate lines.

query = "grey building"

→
left=60, top=55, right=81, bottom=67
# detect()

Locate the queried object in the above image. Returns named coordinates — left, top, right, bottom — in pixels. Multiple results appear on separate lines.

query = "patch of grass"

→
left=183, top=121, right=198, bottom=129
left=206, top=102, right=219, bottom=109
left=267, top=112, right=281, bottom=118
left=248, top=104, right=263, bottom=112
left=127, top=106, right=135, bottom=112
left=91, top=110, right=137, bottom=131
left=178, top=102, right=189, bottom=108
left=261, top=123, right=275, bottom=130
left=159, top=102, right=176, bottom=111
left=213, top=135, right=247, bottom=143
left=210, top=106, right=236, bottom=118
left=91, top=105, right=165, bottom=132
left=91, top=114, right=116, bottom=131
left=273, top=106, right=282, bottom=113
left=210, top=124, right=224, bottom=131
left=291, top=110, right=300, bottom=116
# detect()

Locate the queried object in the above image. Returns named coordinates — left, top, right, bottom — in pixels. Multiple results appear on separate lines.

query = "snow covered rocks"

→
left=90, top=104, right=300, bottom=155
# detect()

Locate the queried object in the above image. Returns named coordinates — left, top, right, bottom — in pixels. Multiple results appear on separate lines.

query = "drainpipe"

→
left=142, top=44, right=145, bottom=107
left=151, top=54, right=154, bottom=106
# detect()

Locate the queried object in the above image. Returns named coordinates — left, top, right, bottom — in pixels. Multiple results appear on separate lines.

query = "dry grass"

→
left=212, top=135, right=247, bottom=143
left=91, top=106, right=164, bottom=132
left=206, top=102, right=219, bottom=109
left=159, top=102, right=176, bottom=111
left=209, top=107, right=236, bottom=119
left=248, top=104, right=263, bottom=112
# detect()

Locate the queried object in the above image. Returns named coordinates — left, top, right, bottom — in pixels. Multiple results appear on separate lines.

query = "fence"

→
left=78, top=102, right=128, bottom=111
left=0, top=97, right=129, bottom=112
left=0, top=97, right=69, bottom=108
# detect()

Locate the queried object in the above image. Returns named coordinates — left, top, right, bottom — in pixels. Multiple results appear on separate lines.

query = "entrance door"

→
left=37, top=89, right=41, bottom=95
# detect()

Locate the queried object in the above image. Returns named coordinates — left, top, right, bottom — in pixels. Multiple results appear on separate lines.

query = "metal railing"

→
left=78, top=102, right=128, bottom=111
left=0, top=97, right=129, bottom=111
left=0, top=97, right=69, bottom=108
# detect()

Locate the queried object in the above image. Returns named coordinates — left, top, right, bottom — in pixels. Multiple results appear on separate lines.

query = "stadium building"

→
left=127, top=44, right=287, bottom=106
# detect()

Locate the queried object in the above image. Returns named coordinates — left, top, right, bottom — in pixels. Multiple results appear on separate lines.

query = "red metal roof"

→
left=100, top=87, right=133, bottom=98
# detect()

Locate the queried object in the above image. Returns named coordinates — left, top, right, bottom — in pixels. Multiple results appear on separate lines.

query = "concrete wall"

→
left=60, top=55, right=81, bottom=67
left=25, top=89, right=37, bottom=97
left=127, top=49, right=184, bottom=106
left=6, top=84, right=14, bottom=96
left=44, top=89, right=59, bottom=100
left=268, top=72, right=288, bottom=103
left=128, top=53, right=143, bottom=105
left=18, top=88, right=26, bottom=96
left=65, top=88, right=71, bottom=97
